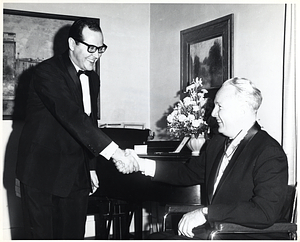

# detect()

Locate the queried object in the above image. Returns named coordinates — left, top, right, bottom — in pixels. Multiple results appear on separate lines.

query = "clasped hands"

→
left=112, top=148, right=140, bottom=174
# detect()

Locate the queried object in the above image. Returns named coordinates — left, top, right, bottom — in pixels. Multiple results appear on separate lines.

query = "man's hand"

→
left=178, top=209, right=207, bottom=238
left=112, top=148, right=139, bottom=174
left=124, top=149, right=140, bottom=170
left=89, top=170, right=99, bottom=195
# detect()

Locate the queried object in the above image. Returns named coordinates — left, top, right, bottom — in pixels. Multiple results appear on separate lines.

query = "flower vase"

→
left=187, top=135, right=206, bottom=156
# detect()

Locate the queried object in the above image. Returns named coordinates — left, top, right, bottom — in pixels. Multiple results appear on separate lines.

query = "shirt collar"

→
left=225, top=128, right=248, bottom=157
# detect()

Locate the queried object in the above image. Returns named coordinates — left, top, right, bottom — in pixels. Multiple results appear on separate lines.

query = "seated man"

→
left=121, top=77, right=289, bottom=240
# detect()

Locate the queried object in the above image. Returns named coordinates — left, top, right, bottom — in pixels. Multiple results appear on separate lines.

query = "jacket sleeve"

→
left=153, top=154, right=206, bottom=186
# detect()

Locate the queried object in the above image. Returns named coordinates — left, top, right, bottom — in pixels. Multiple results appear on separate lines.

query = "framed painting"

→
left=3, top=9, right=100, bottom=120
left=180, top=14, right=233, bottom=97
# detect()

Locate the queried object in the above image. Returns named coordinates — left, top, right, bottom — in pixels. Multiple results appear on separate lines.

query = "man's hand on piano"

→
left=112, top=148, right=139, bottom=174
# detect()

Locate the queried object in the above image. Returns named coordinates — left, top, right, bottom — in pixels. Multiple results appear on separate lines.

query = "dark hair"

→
left=68, top=18, right=102, bottom=41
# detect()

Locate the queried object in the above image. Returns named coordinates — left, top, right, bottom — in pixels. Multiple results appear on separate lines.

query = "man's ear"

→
left=240, top=103, right=255, bottom=118
left=68, top=37, right=76, bottom=51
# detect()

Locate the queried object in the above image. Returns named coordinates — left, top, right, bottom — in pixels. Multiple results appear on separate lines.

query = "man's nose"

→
left=211, top=107, right=217, bottom=117
left=92, top=52, right=101, bottom=58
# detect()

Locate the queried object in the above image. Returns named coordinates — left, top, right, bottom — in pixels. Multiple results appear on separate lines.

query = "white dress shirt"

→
left=78, top=73, right=91, bottom=115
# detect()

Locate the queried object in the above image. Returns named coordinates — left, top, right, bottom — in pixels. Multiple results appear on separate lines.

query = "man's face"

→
left=211, top=85, right=245, bottom=138
left=70, top=26, right=103, bottom=71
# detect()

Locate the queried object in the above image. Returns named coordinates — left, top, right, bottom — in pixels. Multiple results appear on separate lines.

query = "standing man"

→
left=16, top=19, right=135, bottom=239
left=124, top=77, right=289, bottom=240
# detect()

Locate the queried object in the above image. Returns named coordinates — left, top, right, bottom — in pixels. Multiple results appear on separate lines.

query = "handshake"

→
left=111, top=148, right=141, bottom=174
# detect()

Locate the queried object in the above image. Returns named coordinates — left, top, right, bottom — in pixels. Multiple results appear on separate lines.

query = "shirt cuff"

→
left=100, top=141, right=119, bottom=160
left=139, top=158, right=156, bottom=177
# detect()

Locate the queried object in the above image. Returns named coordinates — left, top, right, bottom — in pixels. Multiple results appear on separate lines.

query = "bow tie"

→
left=77, top=70, right=91, bottom=77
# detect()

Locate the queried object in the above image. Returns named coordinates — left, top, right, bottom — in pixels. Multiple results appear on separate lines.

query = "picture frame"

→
left=180, top=14, right=233, bottom=97
left=3, top=9, right=100, bottom=120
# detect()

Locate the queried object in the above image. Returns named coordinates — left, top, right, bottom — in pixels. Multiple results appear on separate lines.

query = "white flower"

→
left=192, top=119, right=202, bottom=127
left=167, top=114, right=174, bottom=123
left=172, top=110, right=179, bottom=116
left=192, top=105, right=200, bottom=112
left=178, top=114, right=187, bottom=122
left=167, top=110, right=177, bottom=122
left=188, top=114, right=195, bottom=121
left=190, top=100, right=197, bottom=106
left=197, top=93, right=204, bottom=99
left=183, top=97, right=192, bottom=106
left=198, top=97, right=207, bottom=107
left=185, top=84, right=196, bottom=92
left=195, top=77, right=203, bottom=86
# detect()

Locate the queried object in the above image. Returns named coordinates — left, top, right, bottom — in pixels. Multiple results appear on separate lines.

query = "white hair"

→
left=223, top=77, right=263, bottom=112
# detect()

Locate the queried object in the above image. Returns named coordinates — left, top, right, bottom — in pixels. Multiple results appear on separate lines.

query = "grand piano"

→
left=90, top=128, right=203, bottom=239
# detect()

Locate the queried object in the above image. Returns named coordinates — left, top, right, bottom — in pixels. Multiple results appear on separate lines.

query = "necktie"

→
left=77, top=70, right=91, bottom=115
left=77, top=70, right=91, bottom=77
left=213, top=129, right=247, bottom=195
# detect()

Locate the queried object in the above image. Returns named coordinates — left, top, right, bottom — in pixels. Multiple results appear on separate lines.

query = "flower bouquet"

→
left=167, top=77, right=209, bottom=140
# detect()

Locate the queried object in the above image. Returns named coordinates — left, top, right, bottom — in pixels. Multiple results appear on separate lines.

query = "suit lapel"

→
left=211, top=123, right=260, bottom=203
left=207, top=146, right=226, bottom=203
left=61, top=52, right=84, bottom=107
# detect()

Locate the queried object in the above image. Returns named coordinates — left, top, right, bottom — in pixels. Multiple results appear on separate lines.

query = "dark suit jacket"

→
left=16, top=51, right=113, bottom=197
left=153, top=122, right=288, bottom=229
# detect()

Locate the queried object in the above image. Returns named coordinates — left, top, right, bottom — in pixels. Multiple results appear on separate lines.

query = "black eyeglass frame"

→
left=74, top=38, right=107, bottom=54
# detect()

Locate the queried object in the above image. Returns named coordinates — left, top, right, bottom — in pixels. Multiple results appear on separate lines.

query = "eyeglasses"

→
left=74, top=39, right=107, bottom=54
